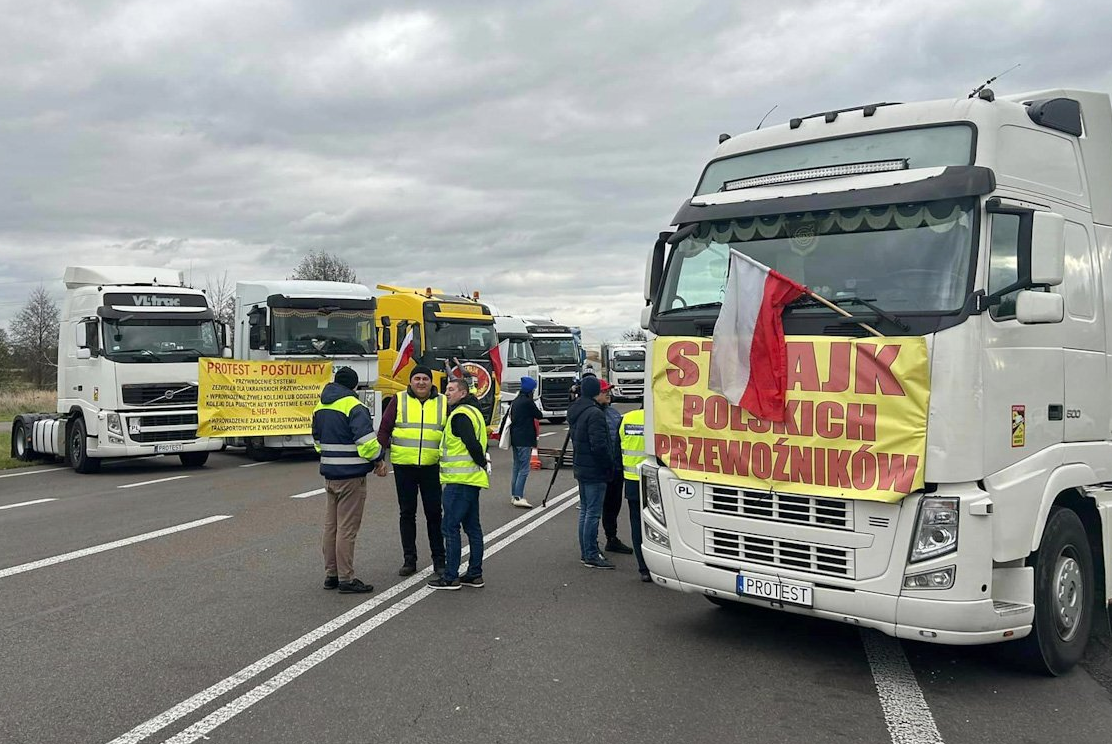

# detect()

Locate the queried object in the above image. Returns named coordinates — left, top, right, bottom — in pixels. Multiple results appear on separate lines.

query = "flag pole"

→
left=804, top=290, right=884, bottom=337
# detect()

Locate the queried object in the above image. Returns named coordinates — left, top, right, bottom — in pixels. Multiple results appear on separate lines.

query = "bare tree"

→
left=9, top=286, right=60, bottom=388
left=0, top=327, right=13, bottom=385
left=621, top=327, right=648, bottom=342
left=289, top=250, right=358, bottom=283
left=206, top=271, right=237, bottom=347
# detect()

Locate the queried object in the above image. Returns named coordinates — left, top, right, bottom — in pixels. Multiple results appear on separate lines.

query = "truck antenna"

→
left=968, top=63, right=1020, bottom=99
left=756, top=104, right=778, bottom=130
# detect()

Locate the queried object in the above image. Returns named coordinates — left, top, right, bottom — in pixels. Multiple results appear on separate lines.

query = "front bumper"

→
left=88, top=438, right=222, bottom=457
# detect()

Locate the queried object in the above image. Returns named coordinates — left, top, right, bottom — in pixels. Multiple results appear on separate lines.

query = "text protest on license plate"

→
left=737, top=573, right=813, bottom=607
left=155, top=443, right=184, bottom=453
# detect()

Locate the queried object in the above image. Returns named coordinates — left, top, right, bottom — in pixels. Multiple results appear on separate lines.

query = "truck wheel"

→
left=12, top=421, right=32, bottom=461
left=1017, top=507, right=1095, bottom=675
left=68, top=418, right=101, bottom=474
left=179, top=452, right=210, bottom=468
left=245, top=437, right=280, bottom=462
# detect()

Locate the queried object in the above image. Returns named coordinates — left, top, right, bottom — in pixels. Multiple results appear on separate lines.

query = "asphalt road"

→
left=2, top=415, right=1111, bottom=744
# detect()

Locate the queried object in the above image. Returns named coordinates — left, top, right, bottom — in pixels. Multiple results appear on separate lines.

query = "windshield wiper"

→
left=787, top=295, right=909, bottom=332
left=658, top=301, right=722, bottom=316
left=162, top=347, right=214, bottom=357
left=112, top=348, right=160, bottom=362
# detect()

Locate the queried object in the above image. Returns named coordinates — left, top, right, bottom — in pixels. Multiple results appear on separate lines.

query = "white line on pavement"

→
left=238, top=462, right=271, bottom=468
left=861, top=630, right=944, bottom=744
left=0, top=515, right=233, bottom=580
left=0, top=467, right=67, bottom=480
left=289, top=488, right=326, bottom=499
left=0, top=498, right=58, bottom=511
left=117, top=475, right=191, bottom=490
left=159, top=492, right=582, bottom=744
left=107, top=486, right=581, bottom=744
left=538, top=431, right=556, bottom=438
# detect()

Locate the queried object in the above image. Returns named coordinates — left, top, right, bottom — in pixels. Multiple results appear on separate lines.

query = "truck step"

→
left=992, top=600, right=1033, bottom=617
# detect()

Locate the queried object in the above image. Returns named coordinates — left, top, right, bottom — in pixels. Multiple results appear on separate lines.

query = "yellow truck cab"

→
left=374, top=285, right=501, bottom=429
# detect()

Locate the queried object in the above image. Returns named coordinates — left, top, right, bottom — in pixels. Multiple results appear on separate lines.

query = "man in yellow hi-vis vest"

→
left=428, top=378, right=490, bottom=591
left=620, top=408, right=651, bottom=582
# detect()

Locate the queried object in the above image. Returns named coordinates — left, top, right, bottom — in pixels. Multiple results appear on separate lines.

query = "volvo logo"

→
left=164, top=390, right=175, bottom=400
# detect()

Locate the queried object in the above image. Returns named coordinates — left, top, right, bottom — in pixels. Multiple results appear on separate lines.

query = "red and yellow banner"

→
left=651, top=336, right=929, bottom=503
left=198, top=359, right=333, bottom=438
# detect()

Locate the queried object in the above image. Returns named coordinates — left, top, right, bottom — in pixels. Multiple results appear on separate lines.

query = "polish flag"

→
left=391, top=328, right=416, bottom=377
left=709, top=250, right=807, bottom=422
left=489, top=338, right=509, bottom=385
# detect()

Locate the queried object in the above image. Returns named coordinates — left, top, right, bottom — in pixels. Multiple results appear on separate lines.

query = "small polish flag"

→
left=489, top=338, right=509, bottom=385
left=709, top=250, right=807, bottom=422
left=391, top=328, right=416, bottom=378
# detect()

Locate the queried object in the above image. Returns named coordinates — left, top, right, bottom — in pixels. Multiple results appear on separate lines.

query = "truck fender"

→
left=69, top=405, right=97, bottom=437
left=1029, top=463, right=1097, bottom=554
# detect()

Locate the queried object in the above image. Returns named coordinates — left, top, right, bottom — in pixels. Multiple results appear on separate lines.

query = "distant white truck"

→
left=10, top=266, right=227, bottom=472
left=522, top=317, right=582, bottom=423
left=600, top=342, right=646, bottom=401
left=494, top=315, right=540, bottom=404
left=229, top=279, right=378, bottom=460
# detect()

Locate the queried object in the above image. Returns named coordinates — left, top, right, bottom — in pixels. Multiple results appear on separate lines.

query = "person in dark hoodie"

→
left=568, top=375, right=615, bottom=569
left=508, top=375, right=543, bottom=508
left=312, top=367, right=386, bottom=594
left=376, top=365, right=448, bottom=577
left=428, top=378, right=491, bottom=590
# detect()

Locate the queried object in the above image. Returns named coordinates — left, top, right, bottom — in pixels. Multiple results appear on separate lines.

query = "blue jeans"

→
left=577, top=480, right=607, bottom=561
left=625, top=479, right=648, bottom=573
left=511, top=446, right=532, bottom=497
left=441, top=483, right=482, bottom=582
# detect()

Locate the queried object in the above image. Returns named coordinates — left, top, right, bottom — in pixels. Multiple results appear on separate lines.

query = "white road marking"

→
left=0, top=498, right=58, bottom=511
left=0, top=515, right=232, bottom=580
left=0, top=467, right=67, bottom=479
left=158, top=492, right=582, bottom=744
left=107, top=486, right=581, bottom=744
left=117, top=475, right=191, bottom=490
left=861, top=630, right=944, bottom=744
left=238, top=462, right=270, bottom=468
left=289, top=488, right=326, bottom=499
left=538, top=431, right=556, bottom=438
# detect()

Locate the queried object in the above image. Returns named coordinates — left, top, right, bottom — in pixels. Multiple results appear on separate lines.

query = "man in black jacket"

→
left=568, top=376, right=615, bottom=569
left=508, top=376, right=543, bottom=508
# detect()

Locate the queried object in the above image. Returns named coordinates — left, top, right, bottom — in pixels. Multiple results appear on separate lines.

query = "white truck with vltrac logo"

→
left=10, top=266, right=227, bottom=472
left=641, top=88, right=1112, bottom=674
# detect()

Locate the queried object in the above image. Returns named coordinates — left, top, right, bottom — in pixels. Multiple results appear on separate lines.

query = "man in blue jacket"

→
left=312, top=367, right=386, bottom=594
left=568, top=375, right=615, bottom=569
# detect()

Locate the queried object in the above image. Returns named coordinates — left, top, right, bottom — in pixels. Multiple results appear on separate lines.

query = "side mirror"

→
left=1030, top=211, right=1065, bottom=286
left=248, top=308, right=263, bottom=327
left=645, top=231, right=670, bottom=303
left=75, top=323, right=88, bottom=349
left=221, top=347, right=233, bottom=359
left=1016, top=290, right=1064, bottom=324
left=75, top=319, right=98, bottom=356
left=76, top=348, right=92, bottom=360
left=640, top=305, right=653, bottom=330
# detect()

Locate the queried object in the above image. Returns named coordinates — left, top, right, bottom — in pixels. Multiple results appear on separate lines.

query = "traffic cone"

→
left=530, top=447, right=542, bottom=470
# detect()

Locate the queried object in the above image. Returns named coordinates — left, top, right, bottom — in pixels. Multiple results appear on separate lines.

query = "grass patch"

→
left=0, top=387, right=56, bottom=470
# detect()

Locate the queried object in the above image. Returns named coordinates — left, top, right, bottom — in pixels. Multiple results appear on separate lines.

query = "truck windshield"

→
left=427, top=320, right=497, bottom=356
left=611, top=350, right=645, bottom=372
left=270, top=308, right=374, bottom=355
left=658, top=197, right=975, bottom=315
left=506, top=337, right=536, bottom=367
left=533, top=338, right=578, bottom=364
left=103, top=319, right=220, bottom=362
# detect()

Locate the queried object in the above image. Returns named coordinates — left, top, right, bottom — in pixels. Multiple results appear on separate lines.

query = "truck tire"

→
left=1017, top=507, right=1095, bottom=675
left=245, top=437, right=280, bottom=462
left=179, top=452, right=210, bottom=468
left=68, top=418, right=101, bottom=474
left=12, top=420, right=32, bottom=461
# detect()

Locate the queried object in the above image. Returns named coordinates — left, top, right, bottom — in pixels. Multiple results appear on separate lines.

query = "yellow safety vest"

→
left=440, top=404, right=489, bottom=488
left=390, top=391, right=446, bottom=466
left=620, top=408, right=647, bottom=481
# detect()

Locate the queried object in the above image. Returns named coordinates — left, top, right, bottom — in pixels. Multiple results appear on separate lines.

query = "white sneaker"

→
left=511, top=497, right=534, bottom=509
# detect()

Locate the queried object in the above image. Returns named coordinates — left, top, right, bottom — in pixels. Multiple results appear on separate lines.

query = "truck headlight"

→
left=903, top=566, right=956, bottom=590
left=910, top=496, right=959, bottom=563
left=106, top=413, right=122, bottom=435
left=641, top=463, right=665, bottom=526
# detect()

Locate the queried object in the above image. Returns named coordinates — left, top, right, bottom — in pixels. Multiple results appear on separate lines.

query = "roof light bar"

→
left=723, top=159, right=909, bottom=191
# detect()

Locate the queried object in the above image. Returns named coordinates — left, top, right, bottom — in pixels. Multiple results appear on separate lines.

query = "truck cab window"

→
left=988, top=213, right=1022, bottom=320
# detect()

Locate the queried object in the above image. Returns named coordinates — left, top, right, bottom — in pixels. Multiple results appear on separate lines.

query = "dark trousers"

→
left=602, top=474, right=624, bottom=541
left=624, top=479, right=648, bottom=573
left=442, top=483, right=483, bottom=582
left=394, top=464, right=445, bottom=565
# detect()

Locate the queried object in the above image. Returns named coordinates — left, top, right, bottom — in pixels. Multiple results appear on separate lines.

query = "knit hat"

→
left=335, top=367, right=359, bottom=390
left=409, top=365, right=434, bottom=380
left=581, top=376, right=601, bottom=398
left=520, top=376, right=537, bottom=393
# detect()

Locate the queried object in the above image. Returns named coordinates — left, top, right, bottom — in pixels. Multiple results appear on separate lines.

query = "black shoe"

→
left=639, top=571, right=653, bottom=583
left=459, top=574, right=485, bottom=588
left=427, top=576, right=461, bottom=590
left=337, top=578, right=374, bottom=593
left=323, top=576, right=339, bottom=590
left=605, top=538, right=634, bottom=555
left=398, top=563, right=417, bottom=577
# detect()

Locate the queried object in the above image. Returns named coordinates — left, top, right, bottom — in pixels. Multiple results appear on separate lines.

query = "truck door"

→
left=1059, top=220, right=1107, bottom=443
left=981, top=208, right=1065, bottom=475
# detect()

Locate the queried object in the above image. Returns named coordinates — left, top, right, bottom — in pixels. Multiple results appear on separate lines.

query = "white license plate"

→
left=154, top=443, right=184, bottom=454
left=737, top=573, right=814, bottom=607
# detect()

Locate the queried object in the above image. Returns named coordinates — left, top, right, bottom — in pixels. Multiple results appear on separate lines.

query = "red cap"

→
left=599, top=380, right=613, bottom=391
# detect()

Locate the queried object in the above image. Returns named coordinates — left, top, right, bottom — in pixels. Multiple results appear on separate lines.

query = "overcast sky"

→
left=2, top=0, right=1111, bottom=346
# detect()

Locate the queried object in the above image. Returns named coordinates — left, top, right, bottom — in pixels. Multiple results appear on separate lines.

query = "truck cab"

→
left=522, top=318, right=582, bottom=423
left=494, top=315, right=541, bottom=403
left=600, top=342, right=646, bottom=401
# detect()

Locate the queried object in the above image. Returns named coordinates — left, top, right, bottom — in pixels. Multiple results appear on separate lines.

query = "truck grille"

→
left=540, top=378, right=573, bottom=410
left=122, top=383, right=198, bottom=406
left=705, top=528, right=855, bottom=578
left=130, top=414, right=198, bottom=428
left=502, top=380, right=521, bottom=395
left=705, top=485, right=853, bottom=530
left=131, top=429, right=198, bottom=444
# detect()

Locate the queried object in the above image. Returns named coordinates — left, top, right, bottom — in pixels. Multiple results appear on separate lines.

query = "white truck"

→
left=522, top=317, right=582, bottom=423
left=10, top=266, right=228, bottom=472
left=640, top=88, right=1112, bottom=674
left=494, top=315, right=541, bottom=404
left=229, top=279, right=378, bottom=460
left=600, top=341, right=646, bottom=401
